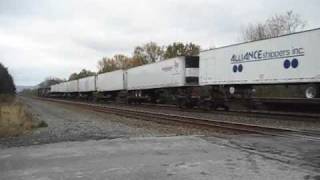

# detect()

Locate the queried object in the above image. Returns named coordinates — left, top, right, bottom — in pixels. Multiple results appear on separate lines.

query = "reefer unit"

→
left=126, top=56, right=199, bottom=90
left=200, top=28, right=320, bottom=86
left=96, top=70, right=126, bottom=92
left=78, top=76, right=96, bottom=92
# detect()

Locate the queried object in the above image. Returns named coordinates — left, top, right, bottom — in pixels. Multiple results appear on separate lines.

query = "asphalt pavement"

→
left=1, top=136, right=319, bottom=180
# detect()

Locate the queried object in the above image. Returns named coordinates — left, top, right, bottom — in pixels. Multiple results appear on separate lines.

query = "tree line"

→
left=96, top=42, right=200, bottom=74
left=65, top=41, right=200, bottom=81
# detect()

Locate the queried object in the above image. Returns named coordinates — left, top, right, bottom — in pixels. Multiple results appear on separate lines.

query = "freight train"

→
left=45, top=28, right=320, bottom=110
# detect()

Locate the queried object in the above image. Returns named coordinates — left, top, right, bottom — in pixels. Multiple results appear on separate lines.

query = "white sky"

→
left=0, top=0, right=319, bottom=86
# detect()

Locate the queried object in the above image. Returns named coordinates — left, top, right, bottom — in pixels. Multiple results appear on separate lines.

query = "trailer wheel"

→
left=305, top=85, right=318, bottom=99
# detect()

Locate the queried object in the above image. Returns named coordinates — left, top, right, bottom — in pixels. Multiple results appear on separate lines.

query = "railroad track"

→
left=103, top=102, right=320, bottom=122
left=33, top=97, right=320, bottom=141
left=38, top=96, right=320, bottom=121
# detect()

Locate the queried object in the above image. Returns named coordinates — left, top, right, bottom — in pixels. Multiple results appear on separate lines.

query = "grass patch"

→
left=33, top=120, right=48, bottom=128
left=0, top=95, right=47, bottom=138
left=0, top=94, right=15, bottom=104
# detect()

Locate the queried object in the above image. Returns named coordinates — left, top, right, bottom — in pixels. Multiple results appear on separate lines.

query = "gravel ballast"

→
left=100, top=103, right=320, bottom=132
left=0, top=98, right=221, bottom=148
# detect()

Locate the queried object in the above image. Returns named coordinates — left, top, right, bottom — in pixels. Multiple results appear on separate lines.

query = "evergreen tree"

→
left=0, top=63, right=16, bottom=94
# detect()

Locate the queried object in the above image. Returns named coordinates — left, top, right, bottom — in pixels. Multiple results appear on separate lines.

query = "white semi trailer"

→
left=126, top=56, right=199, bottom=91
left=78, top=76, right=96, bottom=93
left=95, top=70, right=126, bottom=101
left=126, top=56, right=199, bottom=105
left=200, top=28, right=320, bottom=99
left=50, top=82, right=67, bottom=93
left=96, top=70, right=126, bottom=92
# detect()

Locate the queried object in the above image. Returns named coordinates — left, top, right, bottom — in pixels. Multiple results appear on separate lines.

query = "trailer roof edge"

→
left=201, top=27, right=320, bottom=53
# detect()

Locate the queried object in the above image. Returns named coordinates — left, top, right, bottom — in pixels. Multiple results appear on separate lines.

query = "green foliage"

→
left=133, top=42, right=164, bottom=63
left=164, top=42, right=200, bottom=59
left=0, top=63, right=16, bottom=94
left=36, top=120, right=48, bottom=128
left=69, top=69, right=96, bottom=80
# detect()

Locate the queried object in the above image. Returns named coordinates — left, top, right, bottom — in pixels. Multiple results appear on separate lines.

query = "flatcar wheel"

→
left=305, top=85, right=318, bottom=99
left=181, top=101, right=187, bottom=109
left=203, top=101, right=212, bottom=111
left=223, top=105, right=230, bottom=111
left=177, top=99, right=187, bottom=109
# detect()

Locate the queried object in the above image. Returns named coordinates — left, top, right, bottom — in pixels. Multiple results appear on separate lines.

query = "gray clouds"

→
left=0, top=0, right=319, bottom=85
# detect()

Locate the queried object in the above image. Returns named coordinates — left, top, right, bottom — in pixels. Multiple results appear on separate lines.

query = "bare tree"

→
left=241, top=11, right=307, bottom=41
left=242, top=23, right=269, bottom=41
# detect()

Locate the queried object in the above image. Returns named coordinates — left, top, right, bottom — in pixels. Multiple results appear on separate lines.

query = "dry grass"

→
left=0, top=95, right=46, bottom=138
left=0, top=94, right=15, bottom=104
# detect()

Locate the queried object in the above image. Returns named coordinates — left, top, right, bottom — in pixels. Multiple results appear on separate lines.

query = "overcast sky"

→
left=0, top=0, right=319, bottom=86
